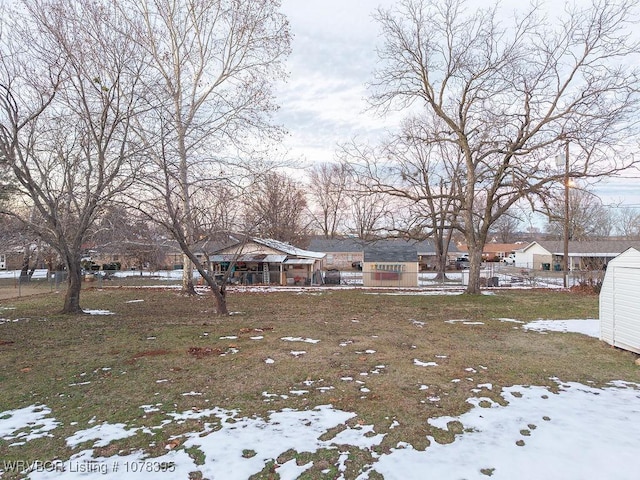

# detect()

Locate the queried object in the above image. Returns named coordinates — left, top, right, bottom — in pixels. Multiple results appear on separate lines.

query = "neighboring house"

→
left=88, top=239, right=184, bottom=271
left=0, top=246, right=50, bottom=271
left=457, top=242, right=526, bottom=262
left=362, top=243, right=419, bottom=288
left=308, top=236, right=459, bottom=271
left=209, top=237, right=325, bottom=286
left=307, top=237, right=366, bottom=270
left=413, top=239, right=460, bottom=270
left=516, top=240, right=640, bottom=271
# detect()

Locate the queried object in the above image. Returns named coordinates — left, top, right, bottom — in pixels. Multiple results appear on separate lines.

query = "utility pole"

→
left=562, top=140, right=570, bottom=288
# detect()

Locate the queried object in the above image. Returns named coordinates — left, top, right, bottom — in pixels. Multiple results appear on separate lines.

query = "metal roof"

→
left=209, top=254, right=287, bottom=263
left=284, top=258, right=317, bottom=265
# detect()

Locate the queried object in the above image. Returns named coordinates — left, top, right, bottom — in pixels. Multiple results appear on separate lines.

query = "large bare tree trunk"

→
left=63, top=261, right=83, bottom=314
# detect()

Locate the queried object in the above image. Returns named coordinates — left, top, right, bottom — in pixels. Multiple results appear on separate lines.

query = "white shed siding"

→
left=599, top=248, right=640, bottom=354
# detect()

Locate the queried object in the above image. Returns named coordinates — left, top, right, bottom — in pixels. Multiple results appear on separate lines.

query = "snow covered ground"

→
left=1, top=318, right=638, bottom=479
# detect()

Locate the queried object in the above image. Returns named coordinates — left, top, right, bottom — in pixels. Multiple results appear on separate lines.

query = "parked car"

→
left=455, top=256, right=470, bottom=269
left=501, top=254, right=516, bottom=265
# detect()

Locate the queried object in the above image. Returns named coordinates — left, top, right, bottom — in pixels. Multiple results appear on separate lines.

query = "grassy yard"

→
left=0, top=287, right=638, bottom=479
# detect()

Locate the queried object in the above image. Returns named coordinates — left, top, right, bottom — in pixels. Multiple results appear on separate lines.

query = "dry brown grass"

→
left=0, top=287, right=638, bottom=478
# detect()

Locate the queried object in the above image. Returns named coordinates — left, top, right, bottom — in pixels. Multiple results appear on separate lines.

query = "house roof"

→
left=210, top=237, right=325, bottom=260
left=252, top=238, right=325, bottom=259
left=364, top=243, right=419, bottom=262
left=308, top=237, right=459, bottom=255
left=307, top=237, right=367, bottom=253
left=210, top=254, right=287, bottom=263
left=536, top=240, right=640, bottom=256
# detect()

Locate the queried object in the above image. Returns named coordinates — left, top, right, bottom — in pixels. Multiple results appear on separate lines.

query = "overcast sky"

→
left=274, top=0, right=397, bottom=165
left=274, top=0, right=640, bottom=210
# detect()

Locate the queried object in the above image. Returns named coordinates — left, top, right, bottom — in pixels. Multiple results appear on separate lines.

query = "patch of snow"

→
left=414, top=359, right=438, bottom=367
left=372, top=381, right=640, bottom=480
left=523, top=319, right=600, bottom=338
left=66, top=423, right=137, bottom=448
left=290, top=390, right=309, bottom=396
left=83, top=310, right=115, bottom=316
left=445, top=319, right=485, bottom=325
left=265, top=358, right=275, bottom=364
left=290, top=351, right=306, bottom=357
left=281, top=336, right=320, bottom=344
left=0, top=405, right=59, bottom=444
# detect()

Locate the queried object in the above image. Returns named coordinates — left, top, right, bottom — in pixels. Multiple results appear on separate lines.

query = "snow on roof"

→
left=252, top=238, right=325, bottom=259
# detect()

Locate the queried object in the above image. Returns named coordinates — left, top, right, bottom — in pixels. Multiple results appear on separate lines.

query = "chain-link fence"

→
left=0, top=264, right=606, bottom=300
left=0, top=269, right=185, bottom=300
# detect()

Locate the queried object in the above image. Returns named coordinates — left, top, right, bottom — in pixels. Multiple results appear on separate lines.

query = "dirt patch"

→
left=127, top=349, right=173, bottom=364
left=187, top=346, right=225, bottom=358
left=0, top=340, right=15, bottom=346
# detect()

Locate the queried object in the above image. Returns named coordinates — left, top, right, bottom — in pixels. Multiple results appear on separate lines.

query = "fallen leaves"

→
left=238, top=326, right=274, bottom=335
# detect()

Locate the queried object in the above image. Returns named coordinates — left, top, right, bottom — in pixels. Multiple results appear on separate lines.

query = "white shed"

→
left=599, top=247, right=640, bottom=354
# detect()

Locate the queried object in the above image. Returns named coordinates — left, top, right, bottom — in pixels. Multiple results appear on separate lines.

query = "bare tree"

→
left=346, top=185, right=392, bottom=241
left=244, top=171, right=311, bottom=246
left=342, top=115, right=462, bottom=278
left=370, top=0, right=640, bottom=293
left=614, top=207, right=640, bottom=238
left=307, top=163, right=350, bottom=238
left=545, top=187, right=613, bottom=240
left=124, top=0, right=290, bottom=314
left=89, top=205, right=169, bottom=271
left=490, top=213, right=523, bottom=244
left=0, top=0, right=145, bottom=313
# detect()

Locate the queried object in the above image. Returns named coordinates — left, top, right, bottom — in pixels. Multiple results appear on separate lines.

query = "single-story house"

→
left=0, top=245, right=50, bottom=271
left=308, top=236, right=459, bottom=271
left=362, top=243, right=419, bottom=287
left=86, top=239, right=184, bottom=271
left=457, top=242, right=526, bottom=262
left=307, top=237, right=366, bottom=270
left=209, top=237, right=325, bottom=286
left=515, top=240, right=640, bottom=271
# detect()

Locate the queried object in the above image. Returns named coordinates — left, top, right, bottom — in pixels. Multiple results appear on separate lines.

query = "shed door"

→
left=613, top=267, right=640, bottom=353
